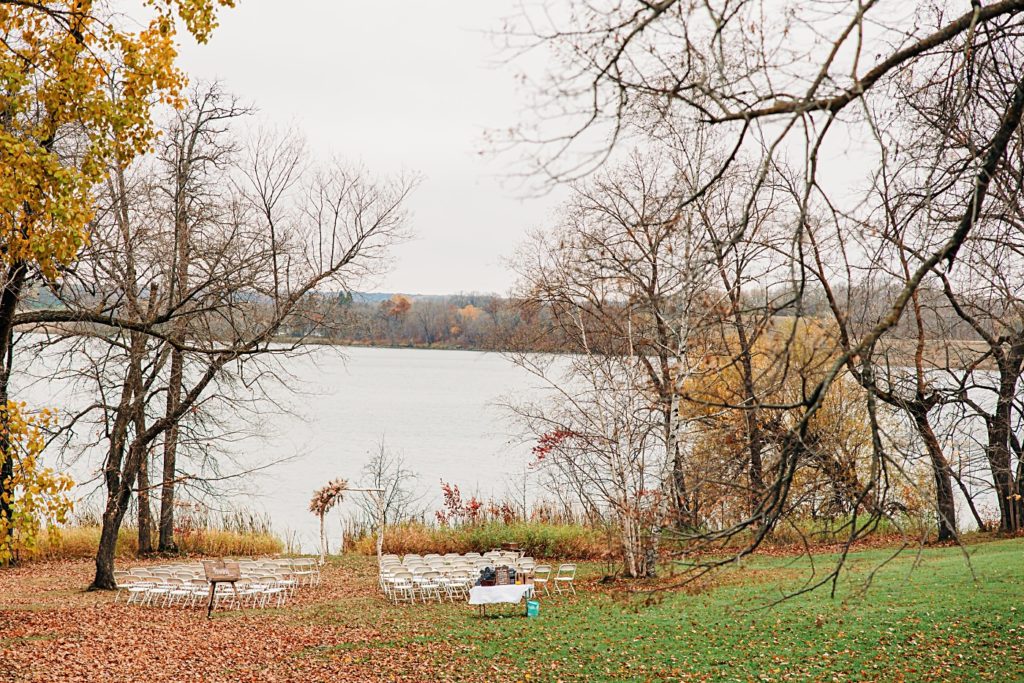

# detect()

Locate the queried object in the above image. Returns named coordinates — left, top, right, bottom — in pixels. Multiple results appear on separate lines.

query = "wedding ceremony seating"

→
left=113, top=557, right=319, bottom=610
left=376, top=551, right=578, bottom=605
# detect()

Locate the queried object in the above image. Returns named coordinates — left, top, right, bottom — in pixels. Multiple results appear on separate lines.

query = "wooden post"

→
left=375, top=489, right=386, bottom=561
left=319, top=512, right=328, bottom=562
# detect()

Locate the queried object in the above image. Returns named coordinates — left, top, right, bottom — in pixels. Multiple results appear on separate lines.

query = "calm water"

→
left=18, top=345, right=548, bottom=552
left=239, top=346, right=545, bottom=550
left=16, top=344, right=996, bottom=551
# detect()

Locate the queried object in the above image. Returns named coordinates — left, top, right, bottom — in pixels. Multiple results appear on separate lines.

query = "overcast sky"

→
left=175, top=1, right=559, bottom=296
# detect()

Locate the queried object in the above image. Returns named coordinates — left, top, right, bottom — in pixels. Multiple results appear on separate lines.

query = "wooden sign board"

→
left=203, top=560, right=241, bottom=582
left=494, top=566, right=511, bottom=586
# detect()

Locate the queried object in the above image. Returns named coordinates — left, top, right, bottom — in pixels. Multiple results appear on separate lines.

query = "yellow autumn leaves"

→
left=0, top=402, right=74, bottom=565
left=679, top=319, right=880, bottom=519
left=0, top=1, right=235, bottom=279
left=0, top=1, right=234, bottom=562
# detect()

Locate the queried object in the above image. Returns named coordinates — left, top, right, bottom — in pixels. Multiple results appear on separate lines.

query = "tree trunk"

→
left=987, top=420, right=1021, bottom=532
left=642, top=525, right=660, bottom=578
left=158, top=348, right=183, bottom=552
left=986, top=357, right=1024, bottom=533
left=671, top=457, right=694, bottom=528
left=131, top=332, right=154, bottom=555
left=0, top=263, right=27, bottom=548
left=90, top=315, right=151, bottom=586
left=158, top=120, right=193, bottom=553
left=91, top=437, right=147, bottom=590
left=137, top=452, right=154, bottom=554
left=746, top=416, right=766, bottom=518
left=912, top=410, right=958, bottom=541
left=668, top=406, right=695, bottom=528
left=92, top=483, right=133, bottom=590
left=91, top=356, right=228, bottom=589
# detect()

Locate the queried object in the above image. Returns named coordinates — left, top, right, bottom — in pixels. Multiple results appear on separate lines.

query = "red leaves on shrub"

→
left=530, top=429, right=578, bottom=467
left=435, top=481, right=483, bottom=526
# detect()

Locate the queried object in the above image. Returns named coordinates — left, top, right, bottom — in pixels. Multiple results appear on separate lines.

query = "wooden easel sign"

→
left=202, top=560, right=241, bottom=618
left=203, top=560, right=241, bottom=582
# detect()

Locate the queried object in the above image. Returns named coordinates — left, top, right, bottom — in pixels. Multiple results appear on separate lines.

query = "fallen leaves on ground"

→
left=0, top=558, right=474, bottom=683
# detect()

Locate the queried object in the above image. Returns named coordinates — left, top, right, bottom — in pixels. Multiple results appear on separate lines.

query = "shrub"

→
left=23, top=524, right=284, bottom=562
left=350, top=521, right=610, bottom=560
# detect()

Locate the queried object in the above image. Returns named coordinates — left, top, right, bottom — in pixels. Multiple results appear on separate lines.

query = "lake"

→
left=17, top=345, right=550, bottom=552
left=15, top=343, right=996, bottom=552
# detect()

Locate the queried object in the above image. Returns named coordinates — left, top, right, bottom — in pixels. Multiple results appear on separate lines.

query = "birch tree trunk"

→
left=319, top=512, right=328, bottom=559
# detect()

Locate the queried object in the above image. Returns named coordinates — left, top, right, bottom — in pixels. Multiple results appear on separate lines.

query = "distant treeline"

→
left=24, top=284, right=991, bottom=355
left=272, top=284, right=988, bottom=354
left=278, top=292, right=556, bottom=351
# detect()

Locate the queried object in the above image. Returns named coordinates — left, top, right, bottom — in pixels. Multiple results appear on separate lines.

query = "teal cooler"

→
left=526, top=600, right=540, bottom=617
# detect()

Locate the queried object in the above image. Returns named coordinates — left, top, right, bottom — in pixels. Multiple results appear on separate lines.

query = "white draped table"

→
left=468, top=584, right=535, bottom=616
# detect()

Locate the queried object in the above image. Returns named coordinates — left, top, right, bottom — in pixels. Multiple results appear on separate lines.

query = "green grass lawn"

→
left=305, top=539, right=1024, bottom=682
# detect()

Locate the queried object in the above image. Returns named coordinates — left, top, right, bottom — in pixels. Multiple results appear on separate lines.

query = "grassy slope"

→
left=306, top=539, right=1024, bottom=682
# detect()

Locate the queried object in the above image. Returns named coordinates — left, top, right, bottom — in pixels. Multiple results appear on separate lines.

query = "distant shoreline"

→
left=275, top=337, right=520, bottom=354
left=17, top=324, right=996, bottom=369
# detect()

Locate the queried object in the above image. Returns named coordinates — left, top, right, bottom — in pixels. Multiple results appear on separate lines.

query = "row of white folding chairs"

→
left=380, top=558, right=536, bottom=579
left=381, top=562, right=484, bottom=583
left=531, top=564, right=578, bottom=596
left=387, top=551, right=521, bottom=564
left=117, top=575, right=211, bottom=608
left=379, top=564, right=538, bottom=604
left=380, top=569, right=475, bottom=604
left=240, top=558, right=321, bottom=586
left=208, top=577, right=292, bottom=608
left=122, top=567, right=204, bottom=584
left=384, top=562, right=577, bottom=598
left=122, top=557, right=320, bottom=586
left=114, top=572, right=296, bottom=608
left=382, top=564, right=537, bottom=586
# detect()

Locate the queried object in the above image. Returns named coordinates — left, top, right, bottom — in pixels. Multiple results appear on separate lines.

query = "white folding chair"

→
left=417, top=571, right=443, bottom=603
left=533, top=565, right=552, bottom=596
left=554, top=564, right=577, bottom=595
left=123, top=576, right=154, bottom=605
left=165, top=578, right=193, bottom=607
left=390, top=571, right=416, bottom=604
left=145, top=580, right=172, bottom=607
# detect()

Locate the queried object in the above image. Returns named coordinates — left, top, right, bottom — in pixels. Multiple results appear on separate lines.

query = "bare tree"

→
left=510, top=351, right=671, bottom=578
left=507, top=151, right=730, bottom=576
left=154, top=85, right=253, bottom=551
left=502, top=1, right=1024, bottom=582
left=18, top=85, right=415, bottom=589
left=355, top=439, right=420, bottom=559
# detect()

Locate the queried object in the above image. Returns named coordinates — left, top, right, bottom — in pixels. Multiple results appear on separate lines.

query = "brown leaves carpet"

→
left=0, top=558, right=480, bottom=682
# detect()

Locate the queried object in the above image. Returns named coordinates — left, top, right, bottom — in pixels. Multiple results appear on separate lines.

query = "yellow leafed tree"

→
left=0, top=1, right=236, bottom=553
left=681, top=319, right=880, bottom=530
left=0, top=0, right=236, bottom=277
left=0, top=403, right=73, bottom=564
